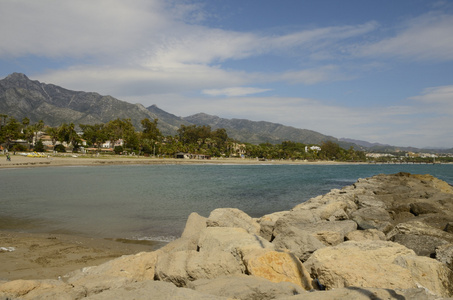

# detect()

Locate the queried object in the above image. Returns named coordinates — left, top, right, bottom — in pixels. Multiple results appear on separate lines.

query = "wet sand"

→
left=0, top=230, right=162, bottom=281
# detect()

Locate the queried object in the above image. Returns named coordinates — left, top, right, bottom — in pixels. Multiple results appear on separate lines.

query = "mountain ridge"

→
left=183, top=113, right=339, bottom=145
left=0, top=72, right=413, bottom=149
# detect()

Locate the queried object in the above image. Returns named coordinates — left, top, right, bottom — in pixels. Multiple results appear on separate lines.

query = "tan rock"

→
left=272, top=226, right=325, bottom=262
left=68, top=251, right=158, bottom=283
left=84, top=280, right=229, bottom=300
left=305, top=240, right=453, bottom=297
left=242, top=249, right=313, bottom=290
left=394, top=255, right=453, bottom=297
left=63, top=251, right=159, bottom=297
left=197, top=227, right=274, bottom=254
left=0, top=279, right=82, bottom=300
left=345, top=229, right=386, bottom=241
left=257, top=211, right=288, bottom=241
left=207, top=208, right=260, bottom=235
left=412, top=174, right=453, bottom=194
left=188, top=275, right=306, bottom=299
left=305, top=241, right=416, bottom=290
left=155, top=250, right=245, bottom=287
left=181, top=212, right=208, bottom=239
left=276, top=287, right=441, bottom=300
left=314, top=231, right=343, bottom=246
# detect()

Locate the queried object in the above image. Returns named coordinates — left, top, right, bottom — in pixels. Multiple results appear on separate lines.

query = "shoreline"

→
left=0, top=154, right=366, bottom=169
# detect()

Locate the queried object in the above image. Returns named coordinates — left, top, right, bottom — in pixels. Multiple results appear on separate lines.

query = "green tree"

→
left=320, top=141, right=344, bottom=160
left=80, top=123, right=106, bottom=149
left=104, top=118, right=138, bottom=151
left=141, top=118, right=161, bottom=141
left=57, top=123, right=81, bottom=152
left=2, top=117, right=22, bottom=150
left=45, top=126, right=59, bottom=147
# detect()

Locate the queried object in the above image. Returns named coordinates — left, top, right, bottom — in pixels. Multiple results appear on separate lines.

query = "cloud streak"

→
left=355, top=12, right=453, bottom=61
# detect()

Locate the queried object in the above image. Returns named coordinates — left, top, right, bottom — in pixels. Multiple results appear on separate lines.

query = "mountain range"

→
left=1, top=73, right=448, bottom=152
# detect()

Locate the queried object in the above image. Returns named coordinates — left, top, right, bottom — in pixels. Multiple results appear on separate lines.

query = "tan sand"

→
left=0, top=230, right=161, bottom=281
left=0, top=153, right=356, bottom=169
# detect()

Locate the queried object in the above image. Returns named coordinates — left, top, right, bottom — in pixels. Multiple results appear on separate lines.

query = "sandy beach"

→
left=0, top=230, right=162, bottom=281
left=0, top=153, right=355, bottom=169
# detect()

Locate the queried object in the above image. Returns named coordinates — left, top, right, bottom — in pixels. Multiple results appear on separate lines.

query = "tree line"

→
left=0, top=114, right=366, bottom=161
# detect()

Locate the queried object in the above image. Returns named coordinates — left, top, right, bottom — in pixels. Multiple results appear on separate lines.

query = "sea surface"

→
left=1, top=163, right=452, bottom=242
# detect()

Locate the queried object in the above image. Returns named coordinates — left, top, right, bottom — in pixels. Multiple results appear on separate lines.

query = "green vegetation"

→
left=3, top=114, right=450, bottom=162
left=243, top=140, right=366, bottom=161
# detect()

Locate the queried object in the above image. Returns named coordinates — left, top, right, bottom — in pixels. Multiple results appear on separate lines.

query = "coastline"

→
left=0, top=154, right=357, bottom=281
left=0, top=154, right=362, bottom=169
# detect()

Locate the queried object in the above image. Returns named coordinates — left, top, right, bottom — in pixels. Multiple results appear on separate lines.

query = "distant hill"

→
left=0, top=72, right=376, bottom=148
left=184, top=113, right=339, bottom=145
left=339, top=138, right=389, bottom=149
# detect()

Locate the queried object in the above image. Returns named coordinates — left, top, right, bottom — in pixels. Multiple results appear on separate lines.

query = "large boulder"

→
left=273, top=209, right=322, bottom=236
left=297, top=220, right=358, bottom=246
left=275, top=287, right=442, bottom=300
left=207, top=208, right=260, bottom=235
left=351, top=207, right=393, bottom=232
left=257, top=211, right=288, bottom=241
left=154, top=250, right=245, bottom=287
left=393, top=254, right=453, bottom=298
left=67, top=251, right=158, bottom=283
left=272, top=226, right=326, bottom=261
left=197, top=227, right=274, bottom=254
left=387, top=220, right=453, bottom=256
left=188, top=275, right=306, bottom=300
left=304, top=240, right=453, bottom=297
left=84, top=280, right=229, bottom=300
left=158, top=212, right=208, bottom=254
left=387, top=220, right=453, bottom=241
left=181, top=212, right=208, bottom=239
left=62, top=251, right=159, bottom=297
left=290, top=190, right=357, bottom=221
left=0, top=279, right=82, bottom=300
left=391, top=234, right=449, bottom=257
left=241, top=248, right=314, bottom=290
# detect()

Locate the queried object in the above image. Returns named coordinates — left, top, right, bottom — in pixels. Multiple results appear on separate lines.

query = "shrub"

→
left=34, top=140, right=45, bottom=152
left=54, top=144, right=66, bottom=152
left=114, top=146, right=123, bottom=154
left=11, top=144, right=28, bottom=152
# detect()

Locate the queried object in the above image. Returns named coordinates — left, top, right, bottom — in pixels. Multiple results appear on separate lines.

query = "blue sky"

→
left=1, top=0, right=452, bottom=148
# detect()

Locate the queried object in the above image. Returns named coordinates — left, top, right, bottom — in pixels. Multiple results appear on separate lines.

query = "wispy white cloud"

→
left=0, top=0, right=166, bottom=58
left=356, top=12, right=453, bottom=61
left=2, top=1, right=452, bottom=147
left=409, top=85, right=453, bottom=106
left=277, top=65, right=346, bottom=85
left=202, top=87, right=272, bottom=97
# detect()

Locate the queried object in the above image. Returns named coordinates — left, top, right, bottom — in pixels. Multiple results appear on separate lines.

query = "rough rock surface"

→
left=207, top=208, right=260, bottom=235
left=304, top=240, right=453, bottom=297
left=188, top=275, right=305, bottom=299
left=1, top=172, right=453, bottom=299
left=436, top=243, right=453, bottom=270
left=241, top=249, right=313, bottom=290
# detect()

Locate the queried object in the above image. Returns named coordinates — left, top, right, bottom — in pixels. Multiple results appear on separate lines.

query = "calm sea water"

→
left=1, top=163, right=452, bottom=241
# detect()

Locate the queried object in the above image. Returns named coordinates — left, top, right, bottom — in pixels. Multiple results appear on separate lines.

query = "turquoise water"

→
left=1, top=163, right=452, bottom=241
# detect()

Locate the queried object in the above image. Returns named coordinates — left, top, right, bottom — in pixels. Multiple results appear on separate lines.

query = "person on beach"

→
left=6, top=153, right=11, bottom=161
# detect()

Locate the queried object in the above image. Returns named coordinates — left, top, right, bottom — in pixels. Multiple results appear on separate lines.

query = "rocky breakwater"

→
left=1, top=172, right=453, bottom=299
